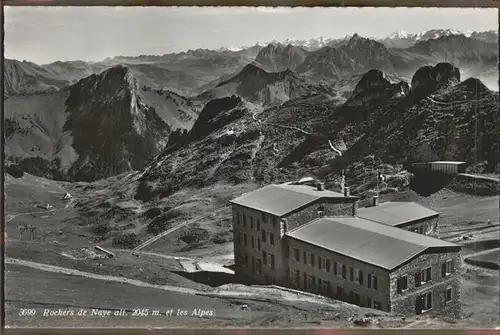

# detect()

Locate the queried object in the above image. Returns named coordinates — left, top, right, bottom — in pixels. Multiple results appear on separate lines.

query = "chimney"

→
left=352, top=201, right=358, bottom=216
left=344, top=187, right=350, bottom=197
left=317, top=182, right=325, bottom=191
left=373, top=195, right=379, bottom=207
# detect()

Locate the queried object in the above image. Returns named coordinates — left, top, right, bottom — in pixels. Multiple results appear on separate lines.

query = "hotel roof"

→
left=230, top=183, right=357, bottom=217
left=286, top=217, right=461, bottom=271
left=356, top=202, right=439, bottom=227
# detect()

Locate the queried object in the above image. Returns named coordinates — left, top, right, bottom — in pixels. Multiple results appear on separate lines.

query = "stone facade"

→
left=398, top=217, right=440, bottom=238
left=232, top=204, right=285, bottom=284
left=389, top=250, right=462, bottom=317
left=231, top=189, right=461, bottom=317
left=285, top=236, right=392, bottom=311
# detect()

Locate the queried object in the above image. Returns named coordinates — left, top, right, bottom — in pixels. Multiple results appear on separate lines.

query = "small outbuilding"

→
left=429, top=161, right=466, bottom=175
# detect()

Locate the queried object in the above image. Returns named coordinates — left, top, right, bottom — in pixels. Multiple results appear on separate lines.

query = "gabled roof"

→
left=286, top=217, right=460, bottom=271
left=230, top=183, right=355, bottom=217
left=356, top=202, right=439, bottom=227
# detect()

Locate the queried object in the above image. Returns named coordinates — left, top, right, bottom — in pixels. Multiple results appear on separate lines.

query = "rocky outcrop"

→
left=189, top=95, right=243, bottom=140
left=410, top=62, right=460, bottom=97
left=63, top=65, right=172, bottom=181
left=345, top=69, right=409, bottom=108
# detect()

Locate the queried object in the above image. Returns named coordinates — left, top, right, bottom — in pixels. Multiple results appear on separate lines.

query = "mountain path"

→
left=132, top=207, right=230, bottom=251
left=250, top=109, right=344, bottom=155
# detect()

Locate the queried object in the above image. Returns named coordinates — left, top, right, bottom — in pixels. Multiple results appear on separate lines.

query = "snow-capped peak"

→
left=388, top=30, right=410, bottom=39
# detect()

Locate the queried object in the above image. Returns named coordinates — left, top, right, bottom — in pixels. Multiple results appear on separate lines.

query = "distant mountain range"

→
left=231, top=29, right=498, bottom=51
left=4, top=28, right=498, bottom=182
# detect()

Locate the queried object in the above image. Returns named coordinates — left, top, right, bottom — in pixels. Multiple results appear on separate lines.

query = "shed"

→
left=429, top=161, right=466, bottom=175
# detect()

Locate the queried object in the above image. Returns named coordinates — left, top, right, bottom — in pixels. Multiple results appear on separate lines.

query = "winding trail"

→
left=250, top=109, right=343, bottom=155
left=133, top=207, right=230, bottom=251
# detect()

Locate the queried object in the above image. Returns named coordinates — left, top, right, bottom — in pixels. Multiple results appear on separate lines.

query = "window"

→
left=257, top=219, right=261, bottom=231
left=337, top=286, right=345, bottom=299
left=368, top=274, right=372, bottom=288
left=257, top=238, right=261, bottom=250
left=373, top=301, right=382, bottom=310
left=303, top=252, right=307, bottom=264
left=255, top=259, right=262, bottom=274
left=350, top=267, right=354, bottom=281
left=317, top=205, right=325, bottom=217
left=250, top=217, right=254, bottom=229
left=269, top=233, right=275, bottom=245
left=333, top=262, right=338, bottom=275
left=397, top=275, right=408, bottom=293
left=366, top=297, right=372, bottom=308
left=262, top=251, right=267, bottom=265
left=285, top=246, right=290, bottom=259
left=341, top=264, right=347, bottom=279
left=351, top=292, right=361, bottom=305
left=420, top=267, right=432, bottom=283
left=305, top=274, right=312, bottom=290
left=272, top=216, right=277, bottom=227
left=421, top=292, right=432, bottom=311
left=322, top=281, right=331, bottom=295
left=239, top=232, right=247, bottom=245
left=310, top=253, right=315, bottom=267
left=242, top=215, right=247, bottom=227
left=262, top=229, right=267, bottom=242
left=354, top=269, right=363, bottom=285
left=442, top=260, right=454, bottom=277
left=262, top=213, right=268, bottom=223
left=323, top=258, right=330, bottom=272
left=267, top=254, right=276, bottom=270
left=294, top=270, right=300, bottom=286
left=372, top=275, right=378, bottom=290
left=239, top=253, right=248, bottom=267
left=445, top=287, right=452, bottom=303
left=236, top=212, right=240, bottom=225
left=251, top=236, right=255, bottom=248
left=318, top=256, right=322, bottom=270
left=294, top=248, right=300, bottom=261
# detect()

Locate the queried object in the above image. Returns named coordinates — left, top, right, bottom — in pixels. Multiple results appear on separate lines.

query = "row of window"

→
left=238, top=231, right=276, bottom=248
left=290, top=270, right=383, bottom=310
left=236, top=211, right=277, bottom=228
left=238, top=252, right=276, bottom=272
left=396, top=260, right=455, bottom=294
left=290, top=247, right=379, bottom=290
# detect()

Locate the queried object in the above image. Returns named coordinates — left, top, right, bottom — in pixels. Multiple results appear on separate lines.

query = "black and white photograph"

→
left=3, top=5, right=499, bottom=329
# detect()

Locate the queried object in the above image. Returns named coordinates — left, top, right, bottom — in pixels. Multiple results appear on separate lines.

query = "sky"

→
left=4, top=6, right=498, bottom=64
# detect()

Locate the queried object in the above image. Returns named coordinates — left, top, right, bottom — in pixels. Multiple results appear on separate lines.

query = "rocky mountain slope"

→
left=4, top=59, right=71, bottom=97
left=4, top=65, right=198, bottom=181
left=254, top=43, right=309, bottom=72
left=199, top=63, right=328, bottom=106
